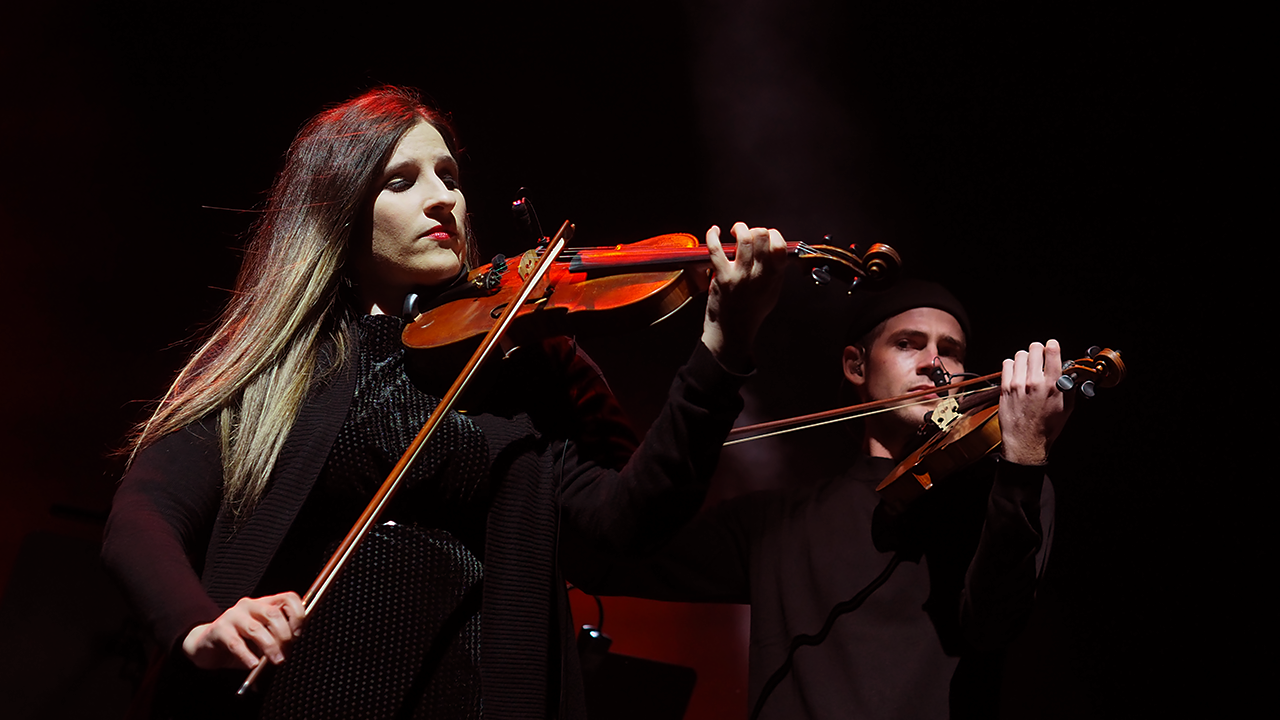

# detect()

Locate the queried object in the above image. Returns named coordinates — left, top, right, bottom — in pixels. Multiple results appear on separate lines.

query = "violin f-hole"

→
left=488, top=288, right=556, bottom=318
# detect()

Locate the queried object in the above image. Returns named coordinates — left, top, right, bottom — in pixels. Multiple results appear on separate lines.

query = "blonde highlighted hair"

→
left=130, top=86, right=474, bottom=516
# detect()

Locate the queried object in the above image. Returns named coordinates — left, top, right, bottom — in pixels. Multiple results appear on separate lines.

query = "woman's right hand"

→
left=181, top=591, right=305, bottom=670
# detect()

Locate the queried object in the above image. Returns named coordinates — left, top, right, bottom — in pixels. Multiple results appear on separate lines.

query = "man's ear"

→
left=842, top=345, right=866, bottom=388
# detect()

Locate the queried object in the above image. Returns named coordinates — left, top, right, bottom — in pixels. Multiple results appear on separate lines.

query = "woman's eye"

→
left=439, top=172, right=459, bottom=190
left=386, top=178, right=413, bottom=192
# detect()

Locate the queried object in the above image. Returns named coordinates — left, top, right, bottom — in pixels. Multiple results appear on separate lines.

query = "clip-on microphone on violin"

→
left=909, top=360, right=953, bottom=433
left=512, top=188, right=545, bottom=245
left=929, top=358, right=985, bottom=396
left=929, top=362, right=950, bottom=394
left=929, top=357, right=971, bottom=396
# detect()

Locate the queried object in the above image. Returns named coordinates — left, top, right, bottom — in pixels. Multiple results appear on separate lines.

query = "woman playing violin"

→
left=102, top=86, right=787, bottom=718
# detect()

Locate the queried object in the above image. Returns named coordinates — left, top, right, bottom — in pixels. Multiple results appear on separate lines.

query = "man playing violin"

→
left=573, top=278, right=1067, bottom=719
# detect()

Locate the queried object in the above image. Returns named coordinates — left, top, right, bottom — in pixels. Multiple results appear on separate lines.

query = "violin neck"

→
left=955, top=385, right=999, bottom=413
left=565, top=241, right=802, bottom=273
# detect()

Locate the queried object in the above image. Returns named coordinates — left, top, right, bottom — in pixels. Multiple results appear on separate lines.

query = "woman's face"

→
left=357, top=120, right=467, bottom=313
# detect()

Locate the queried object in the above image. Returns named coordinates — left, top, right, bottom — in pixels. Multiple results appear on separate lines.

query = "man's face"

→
left=843, top=307, right=967, bottom=431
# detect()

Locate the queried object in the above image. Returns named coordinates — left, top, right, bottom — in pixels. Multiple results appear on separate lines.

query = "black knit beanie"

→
left=843, top=278, right=971, bottom=346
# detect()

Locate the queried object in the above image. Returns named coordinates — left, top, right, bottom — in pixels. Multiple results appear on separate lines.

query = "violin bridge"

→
left=929, top=398, right=961, bottom=431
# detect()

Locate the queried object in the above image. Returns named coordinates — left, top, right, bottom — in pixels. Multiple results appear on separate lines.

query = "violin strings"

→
left=723, top=385, right=992, bottom=447
left=494, top=239, right=844, bottom=282
left=519, top=240, right=839, bottom=265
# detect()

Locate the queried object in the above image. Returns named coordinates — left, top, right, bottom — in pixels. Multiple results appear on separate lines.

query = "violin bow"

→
left=723, top=372, right=1002, bottom=446
left=724, top=345, right=1126, bottom=446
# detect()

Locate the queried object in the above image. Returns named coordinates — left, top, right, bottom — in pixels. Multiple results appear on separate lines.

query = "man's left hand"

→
left=999, top=339, right=1074, bottom=465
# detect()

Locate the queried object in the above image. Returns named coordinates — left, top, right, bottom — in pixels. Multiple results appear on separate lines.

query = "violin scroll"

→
left=862, top=243, right=902, bottom=284
left=1055, top=346, right=1125, bottom=398
left=802, top=238, right=901, bottom=289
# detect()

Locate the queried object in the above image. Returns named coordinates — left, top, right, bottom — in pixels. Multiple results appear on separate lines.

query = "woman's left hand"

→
left=700, top=222, right=788, bottom=373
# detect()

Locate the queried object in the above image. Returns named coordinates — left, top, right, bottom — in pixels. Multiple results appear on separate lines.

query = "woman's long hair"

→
left=129, top=86, right=468, bottom=517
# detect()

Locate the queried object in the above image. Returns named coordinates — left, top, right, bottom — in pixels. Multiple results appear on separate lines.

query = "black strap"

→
left=748, top=552, right=905, bottom=720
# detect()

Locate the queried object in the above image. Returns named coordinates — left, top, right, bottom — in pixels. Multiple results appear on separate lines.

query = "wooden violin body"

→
left=876, top=347, right=1126, bottom=514
left=875, top=402, right=1004, bottom=514
left=402, top=231, right=900, bottom=351
left=405, top=233, right=703, bottom=351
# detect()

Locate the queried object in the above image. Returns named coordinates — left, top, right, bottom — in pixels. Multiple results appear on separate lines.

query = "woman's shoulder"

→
left=126, top=419, right=223, bottom=488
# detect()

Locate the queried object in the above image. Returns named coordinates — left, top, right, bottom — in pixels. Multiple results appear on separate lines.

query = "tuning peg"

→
left=481, top=255, right=507, bottom=291
left=823, top=233, right=860, bottom=253
left=1087, top=345, right=1101, bottom=358
left=811, top=266, right=832, bottom=285
left=1056, top=374, right=1076, bottom=392
left=1080, top=380, right=1097, bottom=398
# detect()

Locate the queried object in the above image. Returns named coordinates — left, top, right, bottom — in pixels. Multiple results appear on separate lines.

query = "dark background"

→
left=0, top=2, right=1224, bottom=718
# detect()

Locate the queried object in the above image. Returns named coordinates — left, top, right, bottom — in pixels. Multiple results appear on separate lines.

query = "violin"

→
left=402, top=226, right=901, bottom=351
left=875, top=346, right=1126, bottom=513
left=724, top=346, right=1126, bottom=513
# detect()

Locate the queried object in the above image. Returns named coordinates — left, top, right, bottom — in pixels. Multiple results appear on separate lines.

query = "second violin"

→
left=876, top=345, right=1126, bottom=513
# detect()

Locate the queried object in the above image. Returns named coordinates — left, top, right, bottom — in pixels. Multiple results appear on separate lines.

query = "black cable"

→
left=748, top=552, right=905, bottom=720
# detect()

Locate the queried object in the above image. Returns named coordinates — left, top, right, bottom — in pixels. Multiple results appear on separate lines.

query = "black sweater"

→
left=574, top=454, right=1054, bottom=719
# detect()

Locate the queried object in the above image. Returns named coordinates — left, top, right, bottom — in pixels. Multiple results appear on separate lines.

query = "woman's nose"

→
left=423, top=180, right=456, bottom=215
